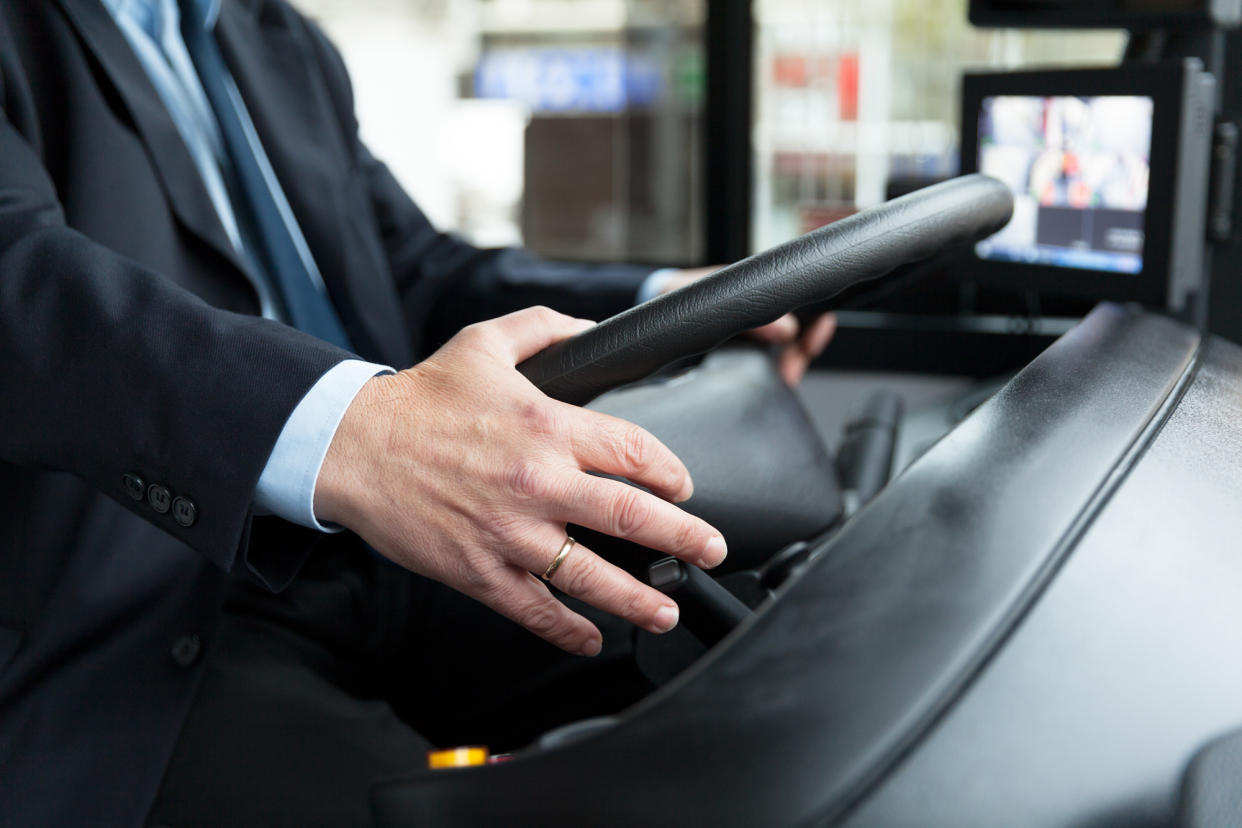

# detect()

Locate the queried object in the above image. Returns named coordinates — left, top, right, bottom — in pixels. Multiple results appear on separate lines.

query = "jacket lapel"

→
left=54, top=0, right=259, bottom=295
left=54, top=0, right=413, bottom=364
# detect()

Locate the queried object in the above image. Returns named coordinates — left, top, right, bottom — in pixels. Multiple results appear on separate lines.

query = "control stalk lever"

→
left=648, top=558, right=751, bottom=647
left=836, top=390, right=903, bottom=516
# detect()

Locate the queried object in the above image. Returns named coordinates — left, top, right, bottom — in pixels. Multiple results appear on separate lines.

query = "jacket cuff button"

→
left=172, top=497, right=198, bottom=528
left=170, top=634, right=202, bottom=667
left=147, top=484, right=172, bottom=514
left=122, top=473, right=146, bottom=501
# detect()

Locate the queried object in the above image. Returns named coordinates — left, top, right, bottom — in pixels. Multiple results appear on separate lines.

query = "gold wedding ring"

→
left=542, top=536, right=576, bottom=581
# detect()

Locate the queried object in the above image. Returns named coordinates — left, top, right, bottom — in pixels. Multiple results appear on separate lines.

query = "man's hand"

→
left=314, top=306, right=727, bottom=656
left=664, top=267, right=837, bottom=386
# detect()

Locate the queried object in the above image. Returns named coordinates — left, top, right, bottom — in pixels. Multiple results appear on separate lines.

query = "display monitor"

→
left=969, top=0, right=1241, bottom=29
left=960, top=62, right=1214, bottom=311
left=975, top=94, right=1152, bottom=275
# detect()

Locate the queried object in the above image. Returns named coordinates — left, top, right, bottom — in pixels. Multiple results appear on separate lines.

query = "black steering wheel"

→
left=519, top=173, right=1014, bottom=405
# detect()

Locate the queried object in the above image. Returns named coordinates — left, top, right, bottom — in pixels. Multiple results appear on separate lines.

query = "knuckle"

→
left=457, top=554, right=506, bottom=597
left=671, top=516, right=702, bottom=553
left=456, top=325, right=502, bottom=358
left=481, top=509, right=532, bottom=547
left=457, top=321, right=489, bottom=346
left=608, top=489, right=654, bottom=538
left=503, top=460, right=548, bottom=500
left=619, top=424, right=653, bottom=473
left=558, top=551, right=599, bottom=596
left=528, top=305, right=559, bottom=325
left=518, top=597, right=563, bottom=638
left=517, top=398, right=561, bottom=439
left=618, top=584, right=653, bottom=622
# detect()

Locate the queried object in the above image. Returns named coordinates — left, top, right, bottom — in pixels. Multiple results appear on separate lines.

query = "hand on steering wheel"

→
left=314, top=307, right=728, bottom=656
left=658, top=267, right=839, bottom=386
left=520, top=175, right=1013, bottom=407
left=317, top=176, right=1013, bottom=658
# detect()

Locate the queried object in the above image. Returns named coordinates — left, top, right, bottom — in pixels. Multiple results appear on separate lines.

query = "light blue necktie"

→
left=178, top=3, right=353, bottom=350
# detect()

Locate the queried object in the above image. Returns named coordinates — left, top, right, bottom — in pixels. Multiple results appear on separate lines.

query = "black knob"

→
left=648, top=558, right=751, bottom=647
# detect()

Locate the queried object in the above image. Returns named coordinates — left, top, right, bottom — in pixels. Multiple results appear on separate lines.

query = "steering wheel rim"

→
left=519, top=174, right=1013, bottom=405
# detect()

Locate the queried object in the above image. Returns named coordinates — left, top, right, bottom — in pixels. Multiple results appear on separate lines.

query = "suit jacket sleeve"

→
left=297, top=16, right=656, bottom=357
left=0, top=63, right=352, bottom=585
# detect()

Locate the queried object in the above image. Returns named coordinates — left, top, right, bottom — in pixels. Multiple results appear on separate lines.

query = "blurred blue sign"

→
left=475, top=48, right=662, bottom=113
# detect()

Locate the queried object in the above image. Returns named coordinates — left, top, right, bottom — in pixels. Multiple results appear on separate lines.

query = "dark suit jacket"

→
left=0, top=1, right=651, bottom=824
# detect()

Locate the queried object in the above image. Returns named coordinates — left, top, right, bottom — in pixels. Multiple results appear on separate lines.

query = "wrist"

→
left=313, top=372, right=405, bottom=527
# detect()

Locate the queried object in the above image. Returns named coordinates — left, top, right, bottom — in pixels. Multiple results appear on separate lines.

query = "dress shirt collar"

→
left=100, top=0, right=221, bottom=32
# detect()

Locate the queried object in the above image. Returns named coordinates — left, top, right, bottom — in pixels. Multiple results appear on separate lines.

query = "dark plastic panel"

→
left=846, top=333, right=1242, bottom=827
left=373, top=305, right=1203, bottom=827
left=1180, top=726, right=1242, bottom=828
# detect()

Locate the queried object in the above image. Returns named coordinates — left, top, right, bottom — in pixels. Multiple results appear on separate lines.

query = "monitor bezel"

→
left=960, top=64, right=1192, bottom=308
left=968, top=0, right=1241, bottom=29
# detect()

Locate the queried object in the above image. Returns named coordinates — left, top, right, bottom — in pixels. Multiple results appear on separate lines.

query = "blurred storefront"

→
left=290, top=0, right=1121, bottom=263
left=753, top=0, right=1123, bottom=251
left=291, top=0, right=704, bottom=265
left=474, top=1, right=705, bottom=264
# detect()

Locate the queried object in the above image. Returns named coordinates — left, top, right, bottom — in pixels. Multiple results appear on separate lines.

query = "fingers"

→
left=475, top=566, right=605, bottom=656
left=802, top=313, right=838, bottom=356
left=779, top=313, right=838, bottom=386
left=473, top=306, right=597, bottom=363
left=555, top=474, right=726, bottom=569
left=567, top=409, right=694, bottom=502
left=748, top=313, right=800, bottom=344
left=459, top=529, right=686, bottom=655
left=746, top=311, right=836, bottom=361
left=779, top=346, right=811, bottom=387
left=519, top=529, right=681, bottom=638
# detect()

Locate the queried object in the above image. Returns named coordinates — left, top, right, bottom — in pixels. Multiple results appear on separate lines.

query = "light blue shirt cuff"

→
left=637, top=268, right=680, bottom=304
left=255, top=359, right=395, bottom=532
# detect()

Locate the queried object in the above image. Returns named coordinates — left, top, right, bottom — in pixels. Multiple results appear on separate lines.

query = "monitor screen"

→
left=975, top=95, right=1154, bottom=275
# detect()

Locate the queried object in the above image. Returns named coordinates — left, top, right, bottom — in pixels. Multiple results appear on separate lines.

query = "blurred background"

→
left=288, top=0, right=1122, bottom=267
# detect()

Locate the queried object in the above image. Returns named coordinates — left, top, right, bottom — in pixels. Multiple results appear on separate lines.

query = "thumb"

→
left=489, top=306, right=597, bottom=363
